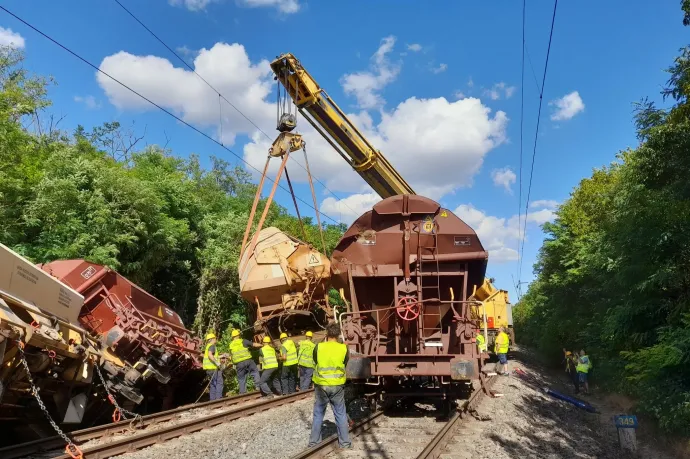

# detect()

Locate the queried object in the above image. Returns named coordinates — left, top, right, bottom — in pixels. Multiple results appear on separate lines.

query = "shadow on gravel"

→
left=489, top=386, right=625, bottom=458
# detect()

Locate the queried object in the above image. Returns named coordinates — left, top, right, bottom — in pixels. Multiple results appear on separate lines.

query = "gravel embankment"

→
left=112, top=394, right=369, bottom=459
left=438, top=350, right=678, bottom=459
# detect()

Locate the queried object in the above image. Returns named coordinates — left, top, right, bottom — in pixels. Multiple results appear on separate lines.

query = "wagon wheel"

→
left=396, top=296, right=420, bottom=321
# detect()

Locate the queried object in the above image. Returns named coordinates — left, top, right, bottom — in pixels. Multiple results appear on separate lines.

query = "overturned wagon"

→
left=39, top=261, right=204, bottom=411
left=332, top=195, right=488, bottom=401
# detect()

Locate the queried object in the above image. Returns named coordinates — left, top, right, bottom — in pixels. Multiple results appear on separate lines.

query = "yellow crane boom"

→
left=270, top=53, right=415, bottom=198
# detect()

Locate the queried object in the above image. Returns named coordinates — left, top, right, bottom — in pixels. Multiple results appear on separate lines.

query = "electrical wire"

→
left=112, top=0, right=357, bottom=221
left=518, top=0, right=559, bottom=284
left=0, top=5, right=341, bottom=225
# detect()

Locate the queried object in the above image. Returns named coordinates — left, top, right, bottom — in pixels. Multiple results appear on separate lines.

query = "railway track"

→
left=2, top=389, right=312, bottom=459
left=292, top=376, right=498, bottom=459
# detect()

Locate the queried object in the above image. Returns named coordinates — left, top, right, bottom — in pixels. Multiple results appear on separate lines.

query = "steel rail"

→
left=289, top=376, right=498, bottom=459
left=415, top=375, right=498, bottom=459
left=48, top=389, right=313, bottom=459
left=1, top=391, right=264, bottom=459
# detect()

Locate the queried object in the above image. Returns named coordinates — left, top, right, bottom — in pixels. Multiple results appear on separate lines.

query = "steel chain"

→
left=94, top=362, right=144, bottom=430
left=15, top=341, right=83, bottom=457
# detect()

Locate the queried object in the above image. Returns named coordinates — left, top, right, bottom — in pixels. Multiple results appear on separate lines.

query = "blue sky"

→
left=1, top=0, right=687, bottom=304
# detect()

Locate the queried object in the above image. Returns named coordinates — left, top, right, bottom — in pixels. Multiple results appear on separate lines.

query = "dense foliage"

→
left=0, top=47, right=346, bottom=338
left=514, top=7, right=690, bottom=434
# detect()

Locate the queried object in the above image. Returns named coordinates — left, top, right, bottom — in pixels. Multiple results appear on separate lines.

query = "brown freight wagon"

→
left=39, top=260, right=204, bottom=412
left=331, top=195, right=489, bottom=404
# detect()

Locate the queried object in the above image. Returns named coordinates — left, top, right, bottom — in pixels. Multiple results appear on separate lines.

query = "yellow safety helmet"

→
left=280, top=332, right=288, bottom=339
left=305, top=331, right=313, bottom=338
left=565, top=351, right=572, bottom=356
left=205, top=332, right=216, bottom=340
left=231, top=329, right=240, bottom=338
left=263, top=336, right=271, bottom=343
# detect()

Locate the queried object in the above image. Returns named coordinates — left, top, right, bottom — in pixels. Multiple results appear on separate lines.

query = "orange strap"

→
left=112, top=408, right=121, bottom=423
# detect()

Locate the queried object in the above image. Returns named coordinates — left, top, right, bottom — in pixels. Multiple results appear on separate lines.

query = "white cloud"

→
left=530, top=199, right=559, bottom=209
left=467, top=77, right=474, bottom=88
left=491, top=167, right=516, bottom=194
left=431, top=63, right=448, bottom=74
left=549, top=91, right=584, bottom=121
left=454, top=91, right=466, bottom=99
left=176, top=45, right=199, bottom=61
left=98, top=43, right=274, bottom=147
left=454, top=203, right=556, bottom=263
left=97, top=41, right=507, bottom=207
left=320, top=192, right=380, bottom=224
left=0, top=27, right=25, bottom=49
left=168, top=0, right=215, bottom=11
left=237, top=0, right=301, bottom=13
left=406, top=43, right=422, bottom=52
left=341, top=35, right=400, bottom=109
left=74, top=95, right=101, bottom=110
left=483, top=82, right=515, bottom=101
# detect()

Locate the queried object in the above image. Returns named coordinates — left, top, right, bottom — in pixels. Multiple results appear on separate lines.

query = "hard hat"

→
left=306, top=331, right=313, bottom=337
left=565, top=351, right=572, bottom=356
left=205, top=332, right=216, bottom=340
left=231, top=329, right=240, bottom=338
left=280, top=332, right=288, bottom=339
left=263, top=336, right=271, bottom=343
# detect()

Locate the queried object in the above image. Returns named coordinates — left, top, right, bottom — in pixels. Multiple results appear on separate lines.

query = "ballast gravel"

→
left=112, top=348, right=680, bottom=459
left=111, top=394, right=368, bottom=459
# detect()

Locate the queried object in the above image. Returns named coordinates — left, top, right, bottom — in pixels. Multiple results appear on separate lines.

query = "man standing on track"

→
left=229, top=329, right=262, bottom=394
left=279, top=332, right=299, bottom=394
left=494, top=326, right=510, bottom=375
left=308, top=322, right=351, bottom=449
left=297, top=331, right=316, bottom=391
left=202, top=332, right=223, bottom=401
left=259, top=336, right=281, bottom=398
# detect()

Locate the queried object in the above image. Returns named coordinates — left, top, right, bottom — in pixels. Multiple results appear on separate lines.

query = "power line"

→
left=517, top=0, right=525, bottom=284
left=518, top=0, right=559, bottom=283
left=0, top=5, right=341, bottom=226
left=113, top=0, right=357, bottom=220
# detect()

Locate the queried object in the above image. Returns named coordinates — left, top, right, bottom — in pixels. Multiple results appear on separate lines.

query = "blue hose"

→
left=543, top=387, right=596, bottom=413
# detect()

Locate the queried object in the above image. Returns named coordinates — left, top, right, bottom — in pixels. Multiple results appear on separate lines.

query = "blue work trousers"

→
left=207, top=370, right=224, bottom=401
left=259, top=368, right=282, bottom=396
left=299, top=366, right=314, bottom=391
left=308, top=384, right=351, bottom=448
left=236, top=360, right=260, bottom=394
left=281, top=364, right=298, bottom=394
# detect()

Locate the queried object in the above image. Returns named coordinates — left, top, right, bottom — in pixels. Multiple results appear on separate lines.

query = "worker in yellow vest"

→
left=279, top=332, right=299, bottom=394
left=308, top=322, right=351, bottom=449
left=476, top=331, right=487, bottom=354
left=202, top=332, right=223, bottom=401
left=494, top=326, right=510, bottom=375
left=258, top=336, right=281, bottom=398
left=229, top=329, right=262, bottom=394
left=576, top=349, right=592, bottom=395
left=298, top=331, right=316, bottom=391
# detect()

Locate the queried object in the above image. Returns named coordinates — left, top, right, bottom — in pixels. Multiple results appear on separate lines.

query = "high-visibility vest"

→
left=298, top=340, right=315, bottom=368
left=312, top=341, right=347, bottom=386
left=576, top=355, right=591, bottom=373
left=203, top=342, right=218, bottom=370
left=476, top=334, right=487, bottom=352
left=281, top=339, right=298, bottom=366
left=229, top=338, right=252, bottom=364
left=494, top=332, right=509, bottom=354
left=260, top=345, right=278, bottom=370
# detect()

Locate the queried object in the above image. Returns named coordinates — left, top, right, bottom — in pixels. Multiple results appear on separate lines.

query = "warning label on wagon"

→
left=307, top=253, right=322, bottom=266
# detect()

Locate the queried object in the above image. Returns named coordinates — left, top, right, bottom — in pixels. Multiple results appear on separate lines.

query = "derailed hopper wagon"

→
left=39, top=260, right=204, bottom=412
left=332, top=195, right=488, bottom=401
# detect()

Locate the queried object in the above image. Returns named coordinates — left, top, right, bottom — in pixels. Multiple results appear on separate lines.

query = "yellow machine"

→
left=270, top=53, right=415, bottom=198
left=470, top=278, right=515, bottom=349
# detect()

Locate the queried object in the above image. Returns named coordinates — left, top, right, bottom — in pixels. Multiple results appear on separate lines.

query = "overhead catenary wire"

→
left=0, top=5, right=342, bottom=226
left=518, top=0, right=559, bottom=286
left=112, top=0, right=357, bottom=221
left=516, top=0, right=526, bottom=299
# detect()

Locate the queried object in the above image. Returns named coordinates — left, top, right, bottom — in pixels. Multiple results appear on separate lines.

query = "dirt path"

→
left=458, top=346, right=682, bottom=459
